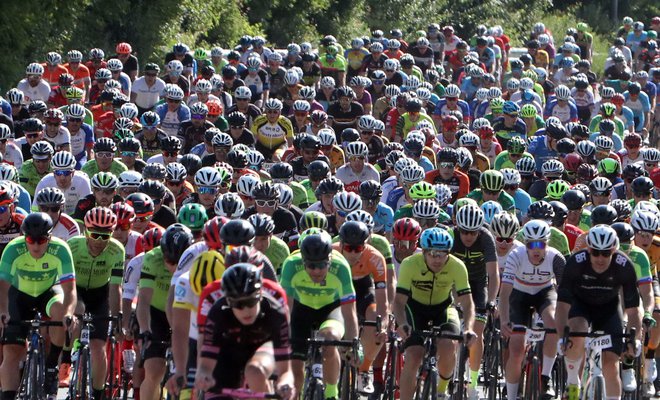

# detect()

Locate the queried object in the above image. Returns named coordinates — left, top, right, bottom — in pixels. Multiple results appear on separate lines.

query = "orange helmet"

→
left=84, top=207, right=117, bottom=230
left=206, top=100, right=223, bottom=117
left=116, top=42, right=132, bottom=54
left=110, top=202, right=136, bottom=225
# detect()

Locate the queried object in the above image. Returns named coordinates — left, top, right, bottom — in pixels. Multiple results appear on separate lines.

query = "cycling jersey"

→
left=139, top=247, right=173, bottom=312
left=174, top=267, right=225, bottom=340
left=397, top=252, right=470, bottom=305
left=3, top=141, right=23, bottom=170
left=81, top=159, right=128, bottom=178
left=32, top=172, right=92, bottom=215
left=252, top=114, right=294, bottom=150
left=623, top=244, right=653, bottom=285
left=623, top=91, right=651, bottom=132
left=335, top=163, right=380, bottom=193
left=19, top=160, right=51, bottom=197
left=424, top=170, right=470, bottom=203
left=493, top=151, right=534, bottom=170
left=502, top=246, right=565, bottom=295
left=122, top=252, right=144, bottom=303
left=0, top=236, right=75, bottom=297
left=543, top=99, right=578, bottom=124
left=433, top=99, right=471, bottom=121
left=66, top=123, right=95, bottom=163
left=372, top=203, right=394, bottom=234
left=68, top=236, right=124, bottom=289
left=450, top=226, right=497, bottom=282
left=0, top=213, right=26, bottom=255
left=280, top=250, right=355, bottom=310
left=527, top=135, right=558, bottom=172
left=395, top=113, right=435, bottom=140
left=332, top=243, right=387, bottom=286
left=466, top=189, right=515, bottom=212
left=264, top=235, right=290, bottom=274
left=52, top=214, right=80, bottom=241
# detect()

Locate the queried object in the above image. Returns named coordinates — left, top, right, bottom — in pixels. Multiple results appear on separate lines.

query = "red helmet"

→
left=142, top=227, right=163, bottom=252
left=116, top=42, right=132, bottom=54
left=624, top=132, right=642, bottom=148
left=442, top=115, right=459, bottom=132
left=84, top=207, right=117, bottom=230
left=393, top=218, right=422, bottom=241
left=611, top=93, right=625, bottom=106
left=477, top=126, right=494, bottom=139
left=564, top=153, right=583, bottom=172
left=44, top=108, right=64, bottom=123
left=202, top=216, right=230, bottom=250
left=110, top=202, right=136, bottom=225
left=225, top=245, right=269, bottom=269
left=206, top=100, right=223, bottom=116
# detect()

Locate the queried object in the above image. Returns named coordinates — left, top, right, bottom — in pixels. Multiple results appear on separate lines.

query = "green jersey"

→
left=68, top=236, right=125, bottom=289
left=280, top=250, right=355, bottom=310
left=0, top=237, right=75, bottom=297
left=623, top=244, right=653, bottom=284
left=264, top=236, right=291, bottom=275
left=467, top=189, right=516, bottom=212
left=19, top=160, right=51, bottom=197
left=589, top=115, right=625, bottom=138
left=493, top=151, right=534, bottom=170
left=393, top=204, right=451, bottom=225
left=81, top=159, right=128, bottom=179
left=290, top=181, right=310, bottom=208
left=139, top=247, right=172, bottom=312
left=300, top=179, right=317, bottom=204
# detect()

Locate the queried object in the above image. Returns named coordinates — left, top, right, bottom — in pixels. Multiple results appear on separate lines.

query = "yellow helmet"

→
left=190, top=250, right=226, bottom=295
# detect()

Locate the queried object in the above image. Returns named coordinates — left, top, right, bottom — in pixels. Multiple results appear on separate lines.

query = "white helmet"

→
left=521, top=220, right=551, bottom=241
left=472, top=118, right=491, bottom=130
left=196, top=79, right=212, bottom=93
left=475, top=88, right=489, bottom=101
left=284, top=70, right=299, bottom=85
left=167, top=59, right=184, bottom=74
left=455, top=204, right=485, bottom=231
left=292, top=100, right=311, bottom=112
left=120, top=103, right=139, bottom=120
left=346, top=210, right=375, bottom=232
left=394, top=157, right=416, bottom=175
left=234, top=86, right=252, bottom=100
left=0, top=124, right=11, bottom=141
left=384, top=59, right=399, bottom=71
left=264, top=98, right=283, bottom=111
left=51, top=151, right=76, bottom=170
left=405, top=76, right=421, bottom=90
left=501, top=168, right=521, bottom=185
left=345, top=141, right=368, bottom=158
left=320, top=76, right=336, bottom=88
left=586, top=224, right=619, bottom=250
left=358, top=115, right=377, bottom=131
left=166, top=85, right=185, bottom=100
left=412, top=199, right=441, bottom=219
left=118, top=170, right=143, bottom=188
left=46, top=52, right=62, bottom=65
left=214, top=192, right=245, bottom=218
left=237, top=174, right=260, bottom=197
left=507, top=78, right=520, bottom=91
left=487, top=87, right=502, bottom=100
left=435, top=184, right=453, bottom=207
left=276, top=183, right=294, bottom=207
left=107, top=58, right=124, bottom=72
left=538, top=34, right=550, bottom=45
left=195, top=167, right=222, bottom=187
left=555, top=85, right=571, bottom=101
left=26, top=63, right=44, bottom=75
left=520, top=78, right=535, bottom=90
left=631, top=210, right=660, bottom=232
left=399, top=165, right=425, bottom=184
left=332, top=191, right=362, bottom=213
left=490, top=211, right=520, bottom=239
left=642, top=148, right=660, bottom=163
left=416, top=88, right=432, bottom=101
left=444, top=84, right=461, bottom=98
left=385, top=84, right=401, bottom=98
left=318, top=128, right=337, bottom=146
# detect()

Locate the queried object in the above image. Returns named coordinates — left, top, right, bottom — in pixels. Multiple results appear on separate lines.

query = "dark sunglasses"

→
left=26, top=133, right=40, bottom=139
left=459, top=228, right=479, bottom=236
left=117, top=222, right=132, bottom=231
left=54, top=170, right=73, bottom=177
left=227, top=295, right=261, bottom=309
left=198, top=186, right=218, bottom=194
left=68, top=118, right=83, bottom=123
left=163, top=151, right=178, bottom=157
left=39, top=205, right=61, bottom=213
left=496, top=237, right=514, bottom=243
left=26, top=235, right=49, bottom=245
left=121, top=151, right=137, bottom=157
left=438, top=162, right=455, bottom=169
left=342, top=243, right=365, bottom=253
left=304, top=260, right=330, bottom=270
left=483, top=189, right=501, bottom=196
left=591, top=248, right=613, bottom=257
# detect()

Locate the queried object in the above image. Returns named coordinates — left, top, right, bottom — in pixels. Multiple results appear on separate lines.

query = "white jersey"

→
left=69, top=130, right=88, bottom=159
left=122, top=252, right=144, bottom=301
left=122, top=231, right=143, bottom=266
left=161, top=110, right=182, bottom=137
left=380, top=176, right=399, bottom=205
left=172, top=241, right=208, bottom=285
left=497, top=241, right=524, bottom=274
left=390, top=245, right=421, bottom=276
left=187, top=93, right=220, bottom=106
left=51, top=213, right=81, bottom=241
left=17, top=79, right=51, bottom=103
left=173, top=271, right=200, bottom=340
left=33, top=172, right=92, bottom=215
left=502, top=245, right=565, bottom=295
left=335, top=163, right=380, bottom=193
left=146, top=154, right=183, bottom=165
left=44, top=126, right=72, bottom=147
left=132, top=77, right=166, bottom=109
left=3, top=141, right=23, bottom=170
left=436, top=134, right=458, bottom=149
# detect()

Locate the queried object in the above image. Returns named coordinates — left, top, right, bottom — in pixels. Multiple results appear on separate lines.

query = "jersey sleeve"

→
left=110, top=242, right=126, bottom=285
left=139, top=249, right=158, bottom=289
left=0, top=241, right=20, bottom=283
left=122, top=255, right=142, bottom=301
left=396, top=257, right=413, bottom=296
left=452, top=258, right=471, bottom=297
left=557, top=252, right=583, bottom=304
left=501, top=249, right=518, bottom=286
left=481, top=230, right=498, bottom=263
left=367, top=248, right=388, bottom=288
left=552, top=252, right=567, bottom=286
left=618, top=253, right=641, bottom=309
left=335, top=255, right=356, bottom=304
left=173, top=276, right=196, bottom=311
left=279, top=258, right=297, bottom=300
left=55, top=240, right=76, bottom=284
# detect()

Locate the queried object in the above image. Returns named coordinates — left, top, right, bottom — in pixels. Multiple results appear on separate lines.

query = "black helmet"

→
left=628, top=82, right=641, bottom=95
left=405, top=98, right=423, bottom=113
left=227, top=111, right=247, bottom=127
left=95, top=137, right=117, bottom=153
left=339, top=221, right=370, bottom=245
left=21, top=212, right=53, bottom=237
left=248, top=213, right=275, bottom=236
left=125, top=192, right=155, bottom=215
left=315, top=177, right=344, bottom=197
left=220, top=219, right=255, bottom=246
left=549, top=201, right=568, bottom=226
left=359, top=180, right=382, bottom=200
left=561, top=189, right=586, bottom=210
left=118, top=137, right=141, bottom=152
left=180, top=154, right=202, bottom=176
left=138, top=180, right=166, bottom=201
left=556, top=138, right=576, bottom=155
left=142, top=163, right=167, bottom=180
left=590, top=204, right=618, bottom=225
left=226, top=149, right=248, bottom=169
left=599, top=119, right=615, bottom=134
left=300, top=232, right=333, bottom=262
left=611, top=222, right=635, bottom=243
left=437, top=147, right=458, bottom=164
left=23, top=117, right=44, bottom=132
left=269, top=163, right=294, bottom=180
left=545, top=121, right=569, bottom=140
left=221, top=263, right=262, bottom=298
left=28, top=101, right=48, bottom=114
left=300, top=135, right=321, bottom=150
left=403, top=137, right=424, bottom=156
left=225, top=246, right=269, bottom=270
left=622, top=163, right=646, bottom=181
left=308, top=160, right=330, bottom=181
left=631, top=176, right=654, bottom=195
left=527, top=200, right=555, bottom=220
left=569, top=124, right=590, bottom=139
left=161, top=136, right=182, bottom=152
left=160, top=223, right=193, bottom=262
left=252, top=182, right=280, bottom=200
left=341, top=128, right=359, bottom=143
left=610, top=199, right=632, bottom=222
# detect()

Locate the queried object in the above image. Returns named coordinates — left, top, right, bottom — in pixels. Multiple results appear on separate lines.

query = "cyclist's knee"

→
left=403, top=346, right=424, bottom=367
left=244, top=361, right=269, bottom=383
left=508, top=334, right=525, bottom=355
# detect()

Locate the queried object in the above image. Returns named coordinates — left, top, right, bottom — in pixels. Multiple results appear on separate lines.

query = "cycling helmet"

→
left=507, top=136, right=527, bottom=154
left=594, top=135, right=614, bottom=152
left=118, top=171, right=142, bottom=188
left=400, top=165, right=425, bottom=184
left=623, top=133, right=642, bottom=149
left=516, top=157, right=536, bottom=176
left=586, top=224, right=618, bottom=250
left=455, top=204, right=485, bottom=231
left=444, top=84, right=460, bottom=98
left=436, top=147, right=458, bottom=165
left=628, top=82, right=641, bottom=95
left=459, top=132, right=480, bottom=148
left=597, top=158, right=620, bottom=176
left=315, top=177, right=344, bottom=197
left=225, top=149, right=248, bottom=169
left=339, top=221, right=371, bottom=246
left=320, top=76, right=336, bottom=88
left=44, top=108, right=64, bottom=123
left=432, top=184, right=451, bottom=207
left=480, top=170, right=504, bottom=192
left=507, top=78, right=520, bottom=91
left=332, top=191, right=362, bottom=213
left=546, top=179, right=571, bottom=200
left=275, top=184, right=293, bottom=207
left=456, top=148, right=473, bottom=170
left=21, top=212, right=53, bottom=238
left=51, top=151, right=76, bottom=170
left=247, top=213, right=275, bottom=237
left=631, top=210, right=660, bottom=232
left=28, top=101, right=48, bottom=115
left=576, top=140, right=596, bottom=159
left=220, top=219, right=255, bottom=247
left=359, top=180, right=382, bottom=201
left=6, top=88, right=24, bottom=105
left=610, top=199, right=632, bottom=222
left=591, top=204, right=618, bottom=225
left=251, top=182, right=280, bottom=201
left=520, top=104, right=537, bottom=119
left=299, top=211, right=328, bottom=232
left=392, top=218, right=421, bottom=241
left=541, top=159, right=565, bottom=177
left=419, top=227, right=453, bottom=251
left=479, top=201, right=502, bottom=224
left=0, top=164, right=18, bottom=183
left=165, top=85, right=185, bottom=101
left=561, top=189, right=586, bottom=210
left=307, top=160, right=330, bottom=182
left=107, top=58, right=124, bottom=72
left=175, top=203, right=208, bottom=232
left=298, top=86, right=316, bottom=101
left=158, top=224, right=193, bottom=263
left=499, top=169, right=520, bottom=186
left=345, top=141, right=368, bottom=158
left=84, top=207, right=117, bottom=230
left=93, top=137, right=116, bottom=154
left=213, top=193, right=244, bottom=218
left=58, top=73, right=74, bottom=87
left=527, top=200, right=555, bottom=220
left=140, top=111, right=160, bottom=128
left=589, top=176, right=613, bottom=195
left=412, top=199, right=441, bottom=219
left=521, top=220, right=551, bottom=242
left=317, top=129, right=336, bottom=147
left=631, top=176, right=654, bottom=195
left=35, top=187, right=65, bottom=207
left=344, top=210, right=374, bottom=232
left=642, top=148, right=660, bottom=163
left=556, top=138, right=576, bottom=155
left=300, top=231, right=334, bottom=263
left=490, top=212, right=520, bottom=239
left=142, top=163, right=167, bottom=181
left=264, top=98, right=283, bottom=111
left=502, top=101, right=520, bottom=116
left=165, top=163, right=187, bottom=183
left=195, top=167, right=222, bottom=187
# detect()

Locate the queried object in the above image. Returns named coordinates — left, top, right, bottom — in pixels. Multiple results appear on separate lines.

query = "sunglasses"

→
left=39, top=205, right=61, bottom=213
left=424, top=249, right=448, bottom=257
left=343, top=243, right=365, bottom=253
left=0, top=206, right=10, bottom=214
left=483, top=189, right=500, bottom=196
left=198, top=186, right=218, bottom=195
left=136, top=215, right=152, bottom=222
left=121, top=151, right=137, bottom=157
left=439, top=162, right=455, bottom=169
left=591, top=248, right=613, bottom=257
left=145, top=73, right=158, bottom=77
left=163, top=151, right=178, bottom=157
left=349, top=156, right=366, bottom=161
left=25, top=235, right=49, bottom=245
left=446, top=98, right=458, bottom=101
left=646, top=163, right=658, bottom=168
left=255, top=199, right=277, bottom=208
left=26, top=133, right=40, bottom=139
left=191, top=114, right=206, bottom=120
left=237, top=98, right=249, bottom=102
left=395, top=240, right=412, bottom=248
left=167, top=99, right=181, bottom=103
left=294, top=112, right=308, bottom=117
left=54, top=170, right=73, bottom=177
left=266, top=110, right=280, bottom=114
left=46, top=122, right=61, bottom=126
left=96, top=152, right=114, bottom=159
left=230, top=125, right=244, bottom=129
left=361, top=130, right=374, bottom=136
left=459, top=228, right=479, bottom=236
left=87, top=231, right=112, bottom=241
left=526, top=241, right=546, bottom=250
left=496, top=237, right=514, bottom=243
left=504, top=184, right=519, bottom=190
left=336, top=210, right=349, bottom=218
left=68, top=118, right=83, bottom=123
left=227, top=295, right=261, bottom=309
left=166, top=180, right=183, bottom=186
left=304, top=260, right=330, bottom=270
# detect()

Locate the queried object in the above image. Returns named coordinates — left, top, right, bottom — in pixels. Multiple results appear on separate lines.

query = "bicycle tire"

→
left=27, top=348, right=39, bottom=400
left=420, top=368, right=437, bottom=400
left=593, top=375, right=605, bottom=400
left=107, top=339, right=116, bottom=399
left=339, top=362, right=351, bottom=400
left=120, top=371, right=132, bottom=400
left=84, top=347, right=94, bottom=400
left=454, top=345, right=468, bottom=400
left=485, top=335, right=501, bottom=400
left=552, top=355, right=566, bottom=399
left=381, top=344, right=398, bottom=400
left=313, top=378, right=325, bottom=400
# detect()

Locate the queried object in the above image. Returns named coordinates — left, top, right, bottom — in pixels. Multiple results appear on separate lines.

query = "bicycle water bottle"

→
left=123, top=349, right=136, bottom=373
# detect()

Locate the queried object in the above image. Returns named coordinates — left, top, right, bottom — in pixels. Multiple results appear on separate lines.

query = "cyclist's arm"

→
left=641, top=282, right=654, bottom=316
left=340, top=301, right=359, bottom=339
left=499, top=254, right=516, bottom=327
left=486, top=261, right=499, bottom=304
left=61, top=279, right=77, bottom=321
left=110, top=283, right=121, bottom=318
left=455, top=293, right=475, bottom=333
left=392, top=292, right=408, bottom=332
left=170, top=306, right=190, bottom=382
left=0, top=280, right=9, bottom=319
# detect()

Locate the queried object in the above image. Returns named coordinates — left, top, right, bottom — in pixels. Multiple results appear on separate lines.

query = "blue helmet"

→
left=502, top=101, right=520, bottom=116
left=419, top=227, right=453, bottom=251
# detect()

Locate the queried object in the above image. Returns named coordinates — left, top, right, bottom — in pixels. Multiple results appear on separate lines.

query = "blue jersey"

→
left=512, top=188, right=532, bottom=220
left=623, top=91, right=651, bottom=132
left=418, top=156, right=434, bottom=173
left=528, top=135, right=558, bottom=172
left=0, top=99, right=12, bottom=119
left=386, top=187, right=405, bottom=211
left=433, top=98, right=471, bottom=121
left=460, top=77, right=482, bottom=103
left=373, top=202, right=394, bottom=234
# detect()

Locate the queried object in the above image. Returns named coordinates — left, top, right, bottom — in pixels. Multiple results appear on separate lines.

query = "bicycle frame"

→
left=302, top=331, right=360, bottom=400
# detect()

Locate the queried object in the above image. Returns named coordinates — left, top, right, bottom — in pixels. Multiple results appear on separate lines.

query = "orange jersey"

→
left=332, top=243, right=387, bottom=285
left=41, top=65, right=69, bottom=87
left=65, top=63, right=91, bottom=89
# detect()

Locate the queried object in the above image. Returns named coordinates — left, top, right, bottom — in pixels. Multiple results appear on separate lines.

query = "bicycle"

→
left=518, top=324, right=556, bottom=400
left=356, top=316, right=381, bottom=396
left=105, top=313, right=135, bottom=400
left=481, top=306, right=503, bottom=400
left=412, top=324, right=465, bottom=400
left=380, top=315, right=403, bottom=400
left=69, top=313, right=96, bottom=400
left=8, top=312, right=68, bottom=400
left=302, top=330, right=360, bottom=400
left=563, top=327, right=636, bottom=400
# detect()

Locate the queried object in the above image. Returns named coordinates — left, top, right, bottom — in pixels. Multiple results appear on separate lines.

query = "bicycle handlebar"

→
left=221, top=388, right=282, bottom=399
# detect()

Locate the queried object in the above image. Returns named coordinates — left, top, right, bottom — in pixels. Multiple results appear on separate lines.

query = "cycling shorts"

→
left=568, top=300, right=624, bottom=355
left=403, top=298, right=461, bottom=349
left=143, top=306, right=171, bottom=360
left=208, top=341, right=274, bottom=398
left=78, top=284, right=110, bottom=341
left=290, top=300, right=345, bottom=360
left=354, top=276, right=376, bottom=321
left=4, top=286, right=63, bottom=345
left=509, top=287, right=556, bottom=330
left=470, top=278, right=488, bottom=322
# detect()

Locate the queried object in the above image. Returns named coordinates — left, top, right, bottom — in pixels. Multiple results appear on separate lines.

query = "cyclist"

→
left=243, top=182, right=298, bottom=240
left=556, top=225, right=642, bottom=400
left=64, top=103, right=94, bottom=167
left=33, top=150, right=91, bottom=215
left=280, top=231, right=358, bottom=399
left=336, top=141, right=380, bottom=193
left=490, top=211, right=522, bottom=268
left=252, top=98, right=294, bottom=161
left=249, top=213, right=290, bottom=274
left=19, top=140, right=54, bottom=197
left=0, top=184, right=25, bottom=254
left=135, top=111, right=169, bottom=161
left=394, top=227, right=476, bottom=400
left=500, top=220, right=565, bottom=399
left=137, top=223, right=193, bottom=400
left=451, top=204, right=499, bottom=399
left=130, top=63, right=166, bottom=114
left=424, top=147, right=470, bottom=202
left=195, top=263, right=294, bottom=400
left=110, top=202, right=143, bottom=266
left=82, top=138, right=128, bottom=178
left=154, top=85, right=191, bottom=137
left=34, top=187, right=80, bottom=240
left=72, top=172, right=122, bottom=226
left=359, top=180, right=394, bottom=237
left=467, top=169, right=516, bottom=212
left=0, top=212, right=76, bottom=400
left=390, top=217, right=422, bottom=273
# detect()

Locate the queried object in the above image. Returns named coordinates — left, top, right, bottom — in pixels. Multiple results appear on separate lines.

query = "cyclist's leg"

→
left=398, top=301, right=429, bottom=400
left=504, top=290, right=532, bottom=397
left=468, top=279, right=488, bottom=389
left=595, top=310, right=625, bottom=397
left=140, top=307, right=169, bottom=400
left=243, top=341, right=275, bottom=393
left=538, top=288, right=559, bottom=379
left=565, top=303, right=589, bottom=389
left=358, top=290, right=381, bottom=377
left=318, top=307, right=345, bottom=399
left=436, top=307, right=461, bottom=395
left=0, top=288, right=33, bottom=397
left=87, top=286, right=111, bottom=398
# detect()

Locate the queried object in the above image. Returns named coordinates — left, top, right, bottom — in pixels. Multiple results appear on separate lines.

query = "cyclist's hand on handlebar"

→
left=194, top=371, right=215, bottom=392
left=397, top=324, right=411, bottom=340
left=464, top=330, right=477, bottom=347
left=166, top=373, right=185, bottom=396
left=64, top=314, right=77, bottom=333
left=277, top=383, right=294, bottom=400
left=500, top=320, right=512, bottom=339
left=0, top=311, right=9, bottom=330
left=643, top=312, right=657, bottom=328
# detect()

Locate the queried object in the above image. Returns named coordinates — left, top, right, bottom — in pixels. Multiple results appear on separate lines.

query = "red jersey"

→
left=424, top=169, right=470, bottom=202
left=563, top=223, right=584, bottom=251
left=95, top=111, right=115, bottom=138
left=48, top=88, right=68, bottom=108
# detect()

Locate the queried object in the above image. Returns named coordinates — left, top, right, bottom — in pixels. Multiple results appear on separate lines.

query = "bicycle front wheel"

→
left=420, top=368, right=437, bottom=400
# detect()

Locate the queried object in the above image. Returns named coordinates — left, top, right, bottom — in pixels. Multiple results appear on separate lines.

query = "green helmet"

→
left=409, top=181, right=437, bottom=200
left=480, top=170, right=505, bottom=192
left=600, top=102, right=616, bottom=117
left=300, top=211, right=329, bottom=231
left=217, top=167, right=231, bottom=186
left=507, top=136, right=527, bottom=154
left=647, top=30, right=657, bottom=40
left=546, top=179, right=571, bottom=200
left=597, top=158, right=621, bottom=175
left=298, top=227, right=325, bottom=247
left=194, top=48, right=208, bottom=60
left=66, top=86, right=85, bottom=100
left=114, top=128, right=134, bottom=142
left=522, top=69, right=538, bottom=82
left=520, top=104, right=537, bottom=118
left=91, top=172, right=119, bottom=190
left=490, top=97, right=505, bottom=113
left=453, top=198, right=478, bottom=216
left=177, top=203, right=209, bottom=232
left=576, top=22, right=588, bottom=32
